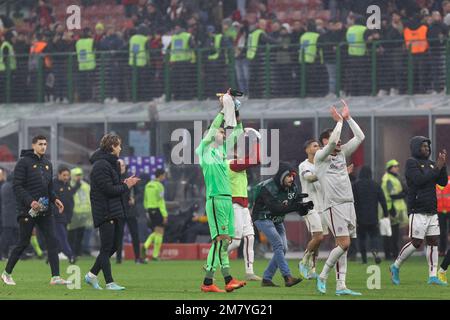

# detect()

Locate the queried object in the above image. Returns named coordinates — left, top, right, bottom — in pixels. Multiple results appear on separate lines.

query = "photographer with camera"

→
left=252, top=162, right=313, bottom=288
left=2, top=135, right=70, bottom=286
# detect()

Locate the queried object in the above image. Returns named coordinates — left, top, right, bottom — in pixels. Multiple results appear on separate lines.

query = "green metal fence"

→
left=0, top=39, right=448, bottom=104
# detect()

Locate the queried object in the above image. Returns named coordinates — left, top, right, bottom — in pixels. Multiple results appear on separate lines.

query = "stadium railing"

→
left=0, top=38, right=448, bottom=104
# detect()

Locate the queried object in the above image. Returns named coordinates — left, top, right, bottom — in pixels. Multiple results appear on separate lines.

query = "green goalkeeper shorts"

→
left=206, top=195, right=235, bottom=240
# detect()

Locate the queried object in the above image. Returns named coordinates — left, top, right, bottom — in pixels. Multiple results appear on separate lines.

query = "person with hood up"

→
left=390, top=137, right=448, bottom=286
left=352, top=166, right=388, bottom=264
left=84, top=133, right=140, bottom=291
left=252, top=162, right=313, bottom=287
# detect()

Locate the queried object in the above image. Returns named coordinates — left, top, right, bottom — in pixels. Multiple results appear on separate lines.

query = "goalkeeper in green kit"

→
left=195, top=89, right=247, bottom=293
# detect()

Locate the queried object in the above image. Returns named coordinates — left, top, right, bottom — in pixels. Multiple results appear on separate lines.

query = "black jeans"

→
left=357, top=224, right=380, bottom=263
left=0, top=227, right=18, bottom=259
left=116, top=216, right=140, bottom=262
left=90, top=219, right=122, bottom=283
left=6, top=215, right=59, bottom=276
left=438, top=213, right=449, bottom=253
left=68, top=227, right=85, bottom=257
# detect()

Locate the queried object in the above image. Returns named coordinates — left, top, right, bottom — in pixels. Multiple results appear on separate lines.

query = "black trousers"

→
left=442, top=249, right=450, bottom=271
left=383, top=223, right=400, bottom=260
left=438, top=213, right=449, bottom=253
left=116, top=216, right=140, bottom=262
left=0, top=227, right=18, bottom=259
left=6, top=215, right=59, bottom=276
left=90, top=219, right=121, bottom=283
left=68, top=227, right=85, bottom=257
left=357, top=223, right=380, bottom=263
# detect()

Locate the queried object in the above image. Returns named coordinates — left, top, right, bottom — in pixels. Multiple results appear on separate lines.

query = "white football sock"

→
left=320, top=246, right=345, bottom=280
left=336, top=251, right=347, bottom=290
left=243, top=235, right=255, bottom=274
left=426, top=245, right=438, bottom=277
left=302, top=249, right=312, bottom=265
left=394, top=242, right=416, bottom=269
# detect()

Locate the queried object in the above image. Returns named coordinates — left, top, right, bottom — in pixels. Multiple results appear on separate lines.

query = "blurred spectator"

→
left=403, top=14, right=430, bottom=94
left=0, top=31, right=17, bottom=103
left=75, top=27, right=96, bottom=102
left=94, top=22, right=106, bottom=44
left=100, top=25, right=124, bottom=102
left=128, top=24, right=151, bottom=101
left=428, top=10, right=448, bottom=93
left=223, top=18, right=238, bottom=42
left=0, top=172, right=17, bottom=261
left=50, top=24, right=73, bottom=103
left=319, top=19, right=346, bottom=97
left=123, top=0, right=139, bottom=18
left=353, top=166, right=388, bottom=264
left=168, top=21, right=196, bottom=100
left=234, top=21, right=249, bottom=94
left=28, top=32, right=52, bottom=102
left=35, top=0, right=54, bottom=30
left=167, top=0, right=188, bottom=27
left=272, top=23, right=294, bottom=97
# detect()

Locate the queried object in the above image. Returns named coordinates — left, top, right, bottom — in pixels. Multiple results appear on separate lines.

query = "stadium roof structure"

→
left=1, top=95, right=450, bottom=132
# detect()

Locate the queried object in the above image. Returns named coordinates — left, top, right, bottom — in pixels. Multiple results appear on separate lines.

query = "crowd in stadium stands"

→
left=1, top=0, right=450, bottom=102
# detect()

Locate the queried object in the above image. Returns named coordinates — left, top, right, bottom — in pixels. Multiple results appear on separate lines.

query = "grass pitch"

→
left=0, top=256, right=448, bottom=300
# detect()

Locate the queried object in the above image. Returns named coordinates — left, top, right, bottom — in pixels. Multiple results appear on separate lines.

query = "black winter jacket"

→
left=89, top=149, right=128, bottom=228
left=1, top=174, right=17, bottom=228
left=13, top=149, right=58, bottom=219
left=352, top=166, right=388, bottom=225
left=405, top=136, right=448, bottom=215
left=53, top=178, right=80, bottom=224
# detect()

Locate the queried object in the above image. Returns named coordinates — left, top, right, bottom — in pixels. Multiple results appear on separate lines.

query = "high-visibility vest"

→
left=381, top=172, right=408, bottom=225
left=170, top=32, right=193, bottom=63
left=128, top=34, right=149, bottom=67
left=246, top=29, right=264, bottom=60
left=208, top=34, right=223, bottom=61
left=437, top=176, right=450, bottom=213
left=30, top=41, right=52, bottom=69
left=299, top=32, right=320, bottom=63
left=75, top=38, right=96, bottom=71
left=404, top=25, right=429, bottom=54
left=0, top=41, right=17, bottom=72
left=346, top=25, right=367, bottom=56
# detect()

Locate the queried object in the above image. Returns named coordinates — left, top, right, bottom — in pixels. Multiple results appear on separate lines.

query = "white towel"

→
left=379, top=217, right=392, bottom=237
left=222, top=93, right=237, bottom=128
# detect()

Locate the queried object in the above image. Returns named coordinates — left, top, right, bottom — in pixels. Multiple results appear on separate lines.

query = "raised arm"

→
left=341, top=117, right=365, bottom=158
left=315, top=120, right=343, bottom=162
left=195, top=111, right=224, bottom=158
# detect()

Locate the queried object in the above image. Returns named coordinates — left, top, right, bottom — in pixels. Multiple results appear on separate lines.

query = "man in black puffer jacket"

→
left=84, top=133, right=140, bottom=291
left=352, top=166, right=388, bottom=265
left=1, top=135, right=70, bottom=286
left=390, top=136, right=448, bottom=286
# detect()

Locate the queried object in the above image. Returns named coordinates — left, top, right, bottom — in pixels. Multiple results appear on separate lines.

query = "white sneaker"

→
left=58, top=253, right=68, bottom=260
left=50, top=276, right=72, bottom=285
left=104, top=98, right=111, bottom=104
left=377, top=89, right=387, bottom=97
left=1, top=271, right=16, bottom=285
left=245, top=273, right=262, bottom=281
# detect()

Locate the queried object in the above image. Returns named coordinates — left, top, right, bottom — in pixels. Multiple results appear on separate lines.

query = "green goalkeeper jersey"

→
left=195, top=112, right=242, bottom=198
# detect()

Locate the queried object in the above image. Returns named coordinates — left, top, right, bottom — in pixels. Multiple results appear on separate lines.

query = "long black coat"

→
left=405, top=136, right=448, bottom=215
left=13, top=149, right=57, bottom=219
left=89, top=149, right=128, bottom=228
left=1, top=175, right=17, bottom=228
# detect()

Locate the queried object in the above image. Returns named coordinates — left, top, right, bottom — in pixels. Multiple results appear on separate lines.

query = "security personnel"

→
left=75, top=28, right=96, bottom=102
left=299, top=20, right=324, bottom=96
left=345, top=15, right=369, bottom=96
left=403, top=15, right=430, bottom=93
left=0, top=31, right=17, bottom=103
left=246, top=19, right=279, bottom=98
left=142, top=169, right=168, bottom=261
left=205, top=25, right=228, bottom=98
left=437, top=176, right=450, bottom=255
left=128, top=25, right=150, bottom=101
left=381, top=159, right=408, bottom=260
left=169, top=22, right=196, bottom=100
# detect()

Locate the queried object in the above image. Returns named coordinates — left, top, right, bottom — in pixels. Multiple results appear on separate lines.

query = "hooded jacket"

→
left=89, top=149, right=128, bottom=228
left=13, top=149, right=57, bottom=219
left=252, top=162, right=310, bottom=224
left=405, top=136, right=448, bottom=214
left=352, top=166, right=388, bottom=225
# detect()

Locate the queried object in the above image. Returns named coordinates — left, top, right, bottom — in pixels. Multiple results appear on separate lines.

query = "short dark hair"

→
left=100, top=133, right=121, bottom=153
left=155, top=169, right=165, bottom=178
left=319, top=129, right=333, bottom=146
left=303, top=139, right=318, bottom=150
left=32, top=135, right=47, bottom=144
left=58, top=165, right=70, bottom=174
